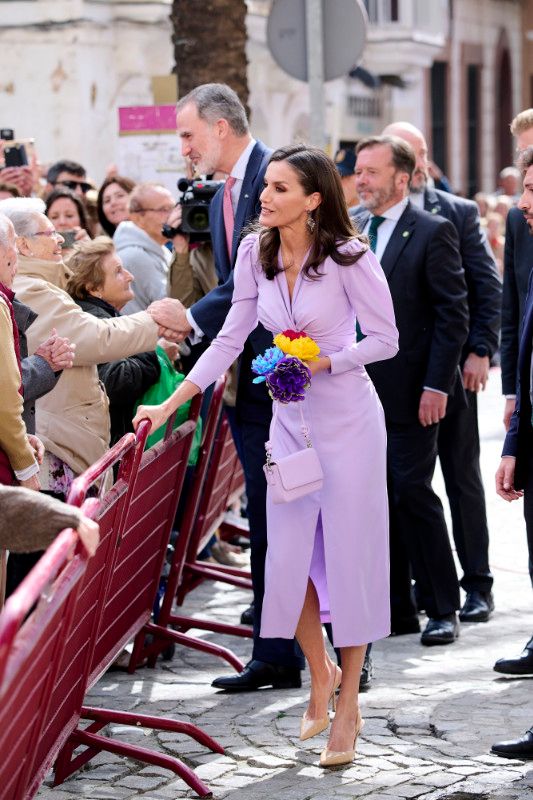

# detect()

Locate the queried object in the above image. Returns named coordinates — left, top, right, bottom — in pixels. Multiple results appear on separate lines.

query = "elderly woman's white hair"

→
left=0, top=211, right=15, bottom=249
left=0, top=197, right=46, bottom=238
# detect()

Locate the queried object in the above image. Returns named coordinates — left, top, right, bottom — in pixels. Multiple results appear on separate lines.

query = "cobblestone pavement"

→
left=37, top=369, right=533, bottom=800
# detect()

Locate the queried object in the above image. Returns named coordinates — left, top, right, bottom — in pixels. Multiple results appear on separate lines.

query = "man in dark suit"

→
left=492, top=146, right=533, bottom=757
left=384, top=122, right=502, bottom=625
left=352, top=135, right=469, bottom=645
left=501, top=106, right=533, bottom=432
left=150, top=83, right=304, bottom=690
left=495, top=111, right=533, bottom=677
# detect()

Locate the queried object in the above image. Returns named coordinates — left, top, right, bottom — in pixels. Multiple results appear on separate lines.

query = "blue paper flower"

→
left=251, top=346, right=284, bottom=383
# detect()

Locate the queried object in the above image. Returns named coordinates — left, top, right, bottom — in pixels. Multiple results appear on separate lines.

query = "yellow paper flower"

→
left=273, top=332, right=320, bottom=361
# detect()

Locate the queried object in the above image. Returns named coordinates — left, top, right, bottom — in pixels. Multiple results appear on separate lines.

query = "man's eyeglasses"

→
left=32, top=229, right=63, bottom=239
left=136, top=206, right=175, bottom=214
left=54, top=179, right=92, bottom=194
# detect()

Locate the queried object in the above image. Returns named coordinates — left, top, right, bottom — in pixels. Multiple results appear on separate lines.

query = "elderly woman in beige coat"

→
left=0, top=197, right=160, bottom=497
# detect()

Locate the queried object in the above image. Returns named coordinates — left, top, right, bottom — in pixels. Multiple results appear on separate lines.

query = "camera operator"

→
left=166, top=193, right=217, bottom=309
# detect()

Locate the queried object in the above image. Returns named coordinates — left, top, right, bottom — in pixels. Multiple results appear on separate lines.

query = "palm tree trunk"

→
left=171, top=0, right=249, bottom=113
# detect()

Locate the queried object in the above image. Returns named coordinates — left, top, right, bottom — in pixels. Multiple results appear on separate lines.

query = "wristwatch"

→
left=472, top=345, right=489, bottom=358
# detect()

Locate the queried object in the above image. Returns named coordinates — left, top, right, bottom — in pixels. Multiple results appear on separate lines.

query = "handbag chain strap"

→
left=265, top=402, right=313, bottom=472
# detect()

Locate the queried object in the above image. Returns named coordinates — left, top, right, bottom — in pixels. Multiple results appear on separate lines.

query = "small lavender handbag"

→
left=263, top=402, right=324, bottom=504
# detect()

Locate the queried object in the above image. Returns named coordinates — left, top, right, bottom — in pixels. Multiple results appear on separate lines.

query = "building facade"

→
left=0, top=0, right=528, bottom=194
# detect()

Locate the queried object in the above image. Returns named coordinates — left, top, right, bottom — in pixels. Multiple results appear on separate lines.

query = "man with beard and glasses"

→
left=351, top=135, right=469, bottom=646
left=492, top=145, right=533, bottom=761
left=383, top=122, right=502, bottom=627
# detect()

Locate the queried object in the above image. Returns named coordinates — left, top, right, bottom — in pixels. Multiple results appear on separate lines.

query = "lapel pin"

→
left=244, top=193, right=249, bottom=199
left=431, top=207, right=439, bottom=214
left=402, top=230, right=410, bottom=238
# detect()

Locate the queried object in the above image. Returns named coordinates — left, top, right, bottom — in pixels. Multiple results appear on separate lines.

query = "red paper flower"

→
left=281, top=329, right=307, bottom=340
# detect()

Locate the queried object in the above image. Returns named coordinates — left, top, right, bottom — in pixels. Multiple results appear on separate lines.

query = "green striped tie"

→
left=356, top=215, right=386, bottom=341
left=368, top=214, right=386, bottom=253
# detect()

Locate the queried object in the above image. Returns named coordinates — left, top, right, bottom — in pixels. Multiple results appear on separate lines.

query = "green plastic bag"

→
left=134, top=345, right=202, bottom=465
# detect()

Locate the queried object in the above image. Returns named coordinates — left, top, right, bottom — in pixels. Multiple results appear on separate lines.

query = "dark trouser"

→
left=521, top=447, right=533, bottom=589
left=438, top=390, right=492, bottom=593
left=387, top=421, right=460, bottom=620
left=239, top=416, right=304, bottom=669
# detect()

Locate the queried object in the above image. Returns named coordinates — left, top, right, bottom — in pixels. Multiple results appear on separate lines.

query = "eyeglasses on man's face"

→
left=54, top=179, right=92, bottom=194
left=32, top=229, right=63, bottom=239
left=137, top=206, right=176, bottom=215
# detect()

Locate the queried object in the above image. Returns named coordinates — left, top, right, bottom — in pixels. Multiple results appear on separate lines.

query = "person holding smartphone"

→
left=45, top=187, right=92, bottom=257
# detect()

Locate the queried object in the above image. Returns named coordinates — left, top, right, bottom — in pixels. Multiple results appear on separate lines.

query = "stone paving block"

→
left=411, top=771, right=463, bottom=787
left=193, top=760, right=237, bottom=781
left=76, top=764, right=131, bottom=782
left=89, top=787, right=141, bottom=799
left=116, top=775, right=166, bottom=790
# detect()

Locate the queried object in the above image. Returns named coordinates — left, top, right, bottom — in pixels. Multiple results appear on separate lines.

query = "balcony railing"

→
left=363, top=0, right=449, bottom=40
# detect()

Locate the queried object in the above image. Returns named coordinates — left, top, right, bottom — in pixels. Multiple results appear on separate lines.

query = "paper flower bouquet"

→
left=251, top=329, right=320, bottom=404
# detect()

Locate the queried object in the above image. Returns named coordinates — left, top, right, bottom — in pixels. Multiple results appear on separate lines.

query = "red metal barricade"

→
left=0, top=406, right=223, bottom=799
left=135, top=379, right=253, bottom=674
left=0, top=501, right=97, bottom=800
left=53, top=402, right=224, bottom=798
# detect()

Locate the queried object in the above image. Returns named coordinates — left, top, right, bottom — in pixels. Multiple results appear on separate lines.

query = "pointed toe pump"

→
left=299, top=665, right=342, bottom=741
left=319, top=712, right=365, bottom=767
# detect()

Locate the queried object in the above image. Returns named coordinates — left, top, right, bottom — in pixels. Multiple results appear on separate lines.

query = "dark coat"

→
left=350, top=201, right=469, bottom=424
left=189, top=140, right=273, bottom=419
left=76, top=296, right=160, bottom=444
left=501, top=206, right=533, bottom=395
left=13, top=298, right=59, bottom=435
left=423, top=188, right=501, bottom=360
left=190, top=140, right=272, bottom=352
left=502, top=270, right=533, bottom=487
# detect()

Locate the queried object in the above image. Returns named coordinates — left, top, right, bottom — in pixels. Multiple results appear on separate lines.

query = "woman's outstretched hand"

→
left=132, top=403, right=171, bottom=434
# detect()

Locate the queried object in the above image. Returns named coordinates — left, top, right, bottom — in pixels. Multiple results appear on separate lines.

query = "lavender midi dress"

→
left=188, top=234, right=399, bottom=647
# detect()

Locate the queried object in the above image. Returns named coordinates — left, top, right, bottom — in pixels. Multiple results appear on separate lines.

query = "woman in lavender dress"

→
left=134, top=145, right=398, bottom=767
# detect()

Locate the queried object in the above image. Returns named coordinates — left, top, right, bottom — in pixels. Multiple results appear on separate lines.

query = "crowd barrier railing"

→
left=0, top=401, right=224, bottom=799
left=135, top=377, right=253, bottom=675
left=0, top=498, right=98, bottom=800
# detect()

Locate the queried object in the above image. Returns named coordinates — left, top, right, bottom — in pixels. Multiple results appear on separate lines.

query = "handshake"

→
left=147, top=298, right=193, bottom=344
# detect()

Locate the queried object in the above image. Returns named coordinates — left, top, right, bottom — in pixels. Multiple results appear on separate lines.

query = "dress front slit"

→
left=309, top=513, right=331, bottom=623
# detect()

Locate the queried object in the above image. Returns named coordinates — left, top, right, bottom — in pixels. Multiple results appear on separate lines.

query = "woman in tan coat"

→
left=0, top=198, right=161, bottom=497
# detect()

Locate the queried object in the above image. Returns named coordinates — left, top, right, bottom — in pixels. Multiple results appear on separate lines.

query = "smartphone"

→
left=4, top=143, right=28, bottom=167
left=60, top=230, right=77, bottom=249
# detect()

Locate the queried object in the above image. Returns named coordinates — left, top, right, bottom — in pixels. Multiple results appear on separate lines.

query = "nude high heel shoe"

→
left=319, top=711, right=365, bottom=767
left=300, top=665, right=342, bottom=741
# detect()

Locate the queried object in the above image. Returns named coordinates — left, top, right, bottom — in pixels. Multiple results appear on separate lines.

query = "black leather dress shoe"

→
left=494, top=638, right=533, bottom=675
left=359, top=651, right=373, bottom=691
left=240, top=603, right=255, bottom=626
left=459, top=590, right=494, bottom=622
left=390, top=616, right=421, bottom=636
left=420, top=613, right=459, bottom=646
left=491, top=727, right=533, bottom=760
left=211, top=659, right=302, bottom=691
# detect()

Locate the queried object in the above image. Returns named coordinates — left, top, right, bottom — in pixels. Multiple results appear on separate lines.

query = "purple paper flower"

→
left=251, top=346, right=284, bottom=383
left=266, top=356, right=311, bottom=403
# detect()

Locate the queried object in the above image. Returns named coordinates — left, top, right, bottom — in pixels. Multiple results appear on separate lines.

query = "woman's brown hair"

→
left=256, top=144, right=367, bottom=280
left=66, top=236, right=115, bottom=300
left=97, top=175, right=136, bottom=236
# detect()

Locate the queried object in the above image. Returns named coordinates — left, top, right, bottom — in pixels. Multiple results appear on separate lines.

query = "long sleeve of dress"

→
left=329, top=247, right=399, bottom=375
left=186, top=236, right=259, bottom=392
